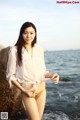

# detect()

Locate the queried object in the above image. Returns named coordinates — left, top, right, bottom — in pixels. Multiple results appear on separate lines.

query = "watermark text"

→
left=56, top=1, right=80, bottom=4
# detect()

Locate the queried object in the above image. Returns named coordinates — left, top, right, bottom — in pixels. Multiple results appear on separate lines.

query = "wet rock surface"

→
left=0, top=47, right=23, bottom=118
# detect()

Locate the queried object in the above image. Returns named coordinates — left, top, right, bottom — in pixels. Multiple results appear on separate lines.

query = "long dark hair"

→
left=15, top=22, right=37, bottom=65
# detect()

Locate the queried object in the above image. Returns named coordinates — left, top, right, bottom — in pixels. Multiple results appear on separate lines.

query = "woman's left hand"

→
left=51, top=73, right=59, bottom=84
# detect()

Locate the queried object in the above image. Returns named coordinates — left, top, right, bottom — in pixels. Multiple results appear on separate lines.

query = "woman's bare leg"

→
left=36, top=90, right=46, bottom=120
left=22, top=94, right=40, bottom=120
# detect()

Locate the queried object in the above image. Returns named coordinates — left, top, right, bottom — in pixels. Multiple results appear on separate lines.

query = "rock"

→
left=0, top=44, right=4, bottom=51
left=0, top=47, right=23, bottom=118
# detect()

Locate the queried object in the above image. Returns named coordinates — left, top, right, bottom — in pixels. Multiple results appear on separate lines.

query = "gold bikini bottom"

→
left=21, top=82, right=46, bottom=97
left=35, top=82, right=46, bottom=97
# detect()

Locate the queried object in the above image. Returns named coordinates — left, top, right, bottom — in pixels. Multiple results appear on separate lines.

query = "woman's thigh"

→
left=36, top=89, right=46, bottom=119
left=22, top=94, right=40, bottom=120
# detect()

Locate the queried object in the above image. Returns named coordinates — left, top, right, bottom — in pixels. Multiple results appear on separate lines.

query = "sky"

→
left=0, top=0, right=80, bottom=51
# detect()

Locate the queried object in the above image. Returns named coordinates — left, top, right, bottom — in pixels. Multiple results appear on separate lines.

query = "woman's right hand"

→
left=23, top=86, right=36, bottom=98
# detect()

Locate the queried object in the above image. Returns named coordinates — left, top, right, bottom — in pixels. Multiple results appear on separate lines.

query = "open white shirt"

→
left=6, top=44, right=48, bottom=88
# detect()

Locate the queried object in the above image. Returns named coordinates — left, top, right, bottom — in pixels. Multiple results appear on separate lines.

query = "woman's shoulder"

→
left=9, top=46, right=17, bottom=53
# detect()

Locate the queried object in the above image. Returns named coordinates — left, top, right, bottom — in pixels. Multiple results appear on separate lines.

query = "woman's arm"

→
left=6, top=47, right=26, bottom=92
left=45, top=72, right=59, bottom=84
left=11, top=80, right=25, bottom=92
left=12, top=80, right=35, bottom=97
left=39, top=48, right=59, bottom=84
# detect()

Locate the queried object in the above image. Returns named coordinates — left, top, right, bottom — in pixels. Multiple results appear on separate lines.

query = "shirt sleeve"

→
left=6, top=47, right=17, bottom=88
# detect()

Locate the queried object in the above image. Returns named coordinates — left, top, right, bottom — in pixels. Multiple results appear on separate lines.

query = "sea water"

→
left=13, top=49, right=80, bottom=120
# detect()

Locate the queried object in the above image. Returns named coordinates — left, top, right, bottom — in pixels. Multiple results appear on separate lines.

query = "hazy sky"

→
left=0, top=0, right=80, bottom=50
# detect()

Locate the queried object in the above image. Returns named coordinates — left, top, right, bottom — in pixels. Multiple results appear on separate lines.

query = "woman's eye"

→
left=23, top=32, right=27, bottom=34
left=30, top=32, right=33, bottom=34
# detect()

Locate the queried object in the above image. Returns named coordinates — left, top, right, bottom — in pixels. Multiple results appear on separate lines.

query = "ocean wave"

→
left=43, top=111, right=70, bottom=120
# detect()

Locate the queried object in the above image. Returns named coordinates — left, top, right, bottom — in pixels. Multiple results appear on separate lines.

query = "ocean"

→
left=13, top=49, right=80, bottom=120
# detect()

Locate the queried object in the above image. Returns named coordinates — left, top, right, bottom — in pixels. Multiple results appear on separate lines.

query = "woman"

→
left=6, top=22, right=59, bottom=120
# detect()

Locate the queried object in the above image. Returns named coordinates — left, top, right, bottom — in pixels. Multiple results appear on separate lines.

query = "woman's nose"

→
left=27, top=33, right=30, bottom=37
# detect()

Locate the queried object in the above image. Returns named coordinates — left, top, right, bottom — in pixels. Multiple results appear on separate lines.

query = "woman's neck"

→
left=25, top=44, right=32, bottom=49
left=24, top=44, right=33, bottom=56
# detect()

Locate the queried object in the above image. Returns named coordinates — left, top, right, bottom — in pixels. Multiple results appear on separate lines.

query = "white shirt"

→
left=6, top=44, right=48, bottom=88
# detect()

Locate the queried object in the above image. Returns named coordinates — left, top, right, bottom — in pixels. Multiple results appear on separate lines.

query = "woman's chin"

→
left=25, top=41, right=32, bottom=45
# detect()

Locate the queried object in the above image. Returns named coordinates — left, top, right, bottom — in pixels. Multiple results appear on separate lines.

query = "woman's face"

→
left=22, top=26, right=36, bottom=46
